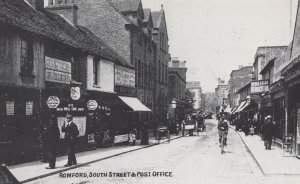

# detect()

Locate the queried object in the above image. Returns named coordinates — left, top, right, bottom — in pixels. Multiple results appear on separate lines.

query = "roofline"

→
left=259, top=58, right=275, bottom=75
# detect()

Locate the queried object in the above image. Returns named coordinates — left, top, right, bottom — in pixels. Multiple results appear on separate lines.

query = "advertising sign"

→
left=70, top=87, right=81, bottom=100
left=87, top=100, right=98, bottom=111
left=185, top=125, right=195, bottom=130
left=57, top=116, right=86, bottom=139
left=250, top=80, right=269, bottom=94
left=115, top=65, right=135, bottom=87
left=114, top=134, right=129, bottom=143
left=47, top=96, right=60, bottom=109
left=26, top=101, right=33, bottom=116
left=45, top=56, right=72, bottom=84
left=6, top=101, right=14, bottom=116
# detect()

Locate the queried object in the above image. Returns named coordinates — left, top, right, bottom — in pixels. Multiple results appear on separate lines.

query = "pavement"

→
left=26, top=120, right=264, bottom=184
left=7, top=134, right=181, bottom=183
left=229, top=125, right=300, bottom=175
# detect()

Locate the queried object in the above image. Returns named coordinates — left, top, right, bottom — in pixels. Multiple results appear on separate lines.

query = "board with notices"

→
left=57, top=117, right=86, bottom=139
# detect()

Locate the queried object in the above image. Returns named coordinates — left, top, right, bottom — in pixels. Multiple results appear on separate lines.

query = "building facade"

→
left=228, top=65, right=253, bottom=107
left=167, top=59, right=187, bottom=124
left=0, top=0, right=137, bottom=165
left=215, top=78, right=228, bottom=113
left=152, top=6, right=170, bottom=126
left=186, top=81, right=202, bottom=111
left=46, top=0, right=156, bottom=126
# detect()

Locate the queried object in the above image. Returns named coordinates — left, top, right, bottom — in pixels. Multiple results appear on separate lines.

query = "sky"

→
left=142, top=0, right=298, bottom=92
left=44, top=0, right=298, bottom=92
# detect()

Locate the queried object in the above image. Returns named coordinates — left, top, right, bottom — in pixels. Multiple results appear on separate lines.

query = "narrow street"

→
left=29, top=119, right=264, bottom=184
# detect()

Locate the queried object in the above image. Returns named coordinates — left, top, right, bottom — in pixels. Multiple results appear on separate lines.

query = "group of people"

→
left=42, top=113, right=79, bottom=169
left=217, top=114, right=276, bottom=150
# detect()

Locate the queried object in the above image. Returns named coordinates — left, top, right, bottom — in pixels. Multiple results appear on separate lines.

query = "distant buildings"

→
left=215, top=78, right=228, bottom=113
left=167, top=58, right=187, bottom=122
left=228, top=65, right=253, bottom=107
left=186, top=81, right=202, bottom=110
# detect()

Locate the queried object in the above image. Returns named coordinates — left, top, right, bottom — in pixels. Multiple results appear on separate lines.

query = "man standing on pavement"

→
left=261, top=115, right=275, bottom=150
left=44, top=115, right=60, bottom=169
left=62, top=113, right=79, bottom=166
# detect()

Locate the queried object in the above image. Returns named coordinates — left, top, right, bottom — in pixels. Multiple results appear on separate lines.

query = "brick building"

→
left=46, top=0, right=156, bottom=125
left=0, top=0, right=136, bottom=165
left=167, top=59, right=187, bottom=123
left=228, top=65, right=253, bottom=107
left=152, top=6, right=170, bottom=125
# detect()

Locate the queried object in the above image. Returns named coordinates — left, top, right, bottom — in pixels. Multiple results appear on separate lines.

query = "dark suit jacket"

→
left=62, top=121, right=79, bottom=144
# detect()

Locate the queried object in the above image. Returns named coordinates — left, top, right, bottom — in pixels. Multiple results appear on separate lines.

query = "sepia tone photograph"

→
left=0, top=0, right=300, bottom=183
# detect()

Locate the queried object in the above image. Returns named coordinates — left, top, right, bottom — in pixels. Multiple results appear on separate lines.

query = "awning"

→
left=224, top=105, right=232, bottom=113
left=239, top=101, right=251, bottom=112
left=118, top=96, right=152, bottom=112
left=234, top=101, right=248, bottom=113
left=230, top=106, right=238, bottom=114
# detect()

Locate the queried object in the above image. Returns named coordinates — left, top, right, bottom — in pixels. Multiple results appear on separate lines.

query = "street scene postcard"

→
left=1, top=0, right=300, bottom=184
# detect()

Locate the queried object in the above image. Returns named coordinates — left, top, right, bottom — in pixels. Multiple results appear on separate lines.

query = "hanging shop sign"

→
left=45, top=56, right=72, bottom=84
left=115, top=65, right=135, bottom=87
left=70, top=87, right=81, bottom=100
left=57, top=116, right=86, bottom=139
left=6, top=101, right=14, bottom=116
left=87, top=100, right=98, bottom=111
left=250, top=80, right=269, bottom=94
left=114, top=134, right=129, bottom=144
left=47, top=96, right=60, bottom=109
left=26, top=101, right=33, bottom=116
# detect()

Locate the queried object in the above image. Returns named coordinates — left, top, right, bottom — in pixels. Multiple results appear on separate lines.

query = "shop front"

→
left=86, top=91, right=118, bottom=147
left=270, top=80, right=286, bottom=140
left=0, top=86, right=42, bottom=165
left=42, top=82, right=88, bottom=154
left=282, top=60, right=300, bottom=157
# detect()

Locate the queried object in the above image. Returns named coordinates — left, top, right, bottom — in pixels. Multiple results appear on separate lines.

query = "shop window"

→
left=20, top=36, right=33, bottom=74
left=93, top=59, right=99, bottom=86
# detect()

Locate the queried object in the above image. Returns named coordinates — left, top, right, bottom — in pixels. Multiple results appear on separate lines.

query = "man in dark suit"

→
left=62, top=113, right=79, bottom=167
left=44, top=115, right=60, bottom=169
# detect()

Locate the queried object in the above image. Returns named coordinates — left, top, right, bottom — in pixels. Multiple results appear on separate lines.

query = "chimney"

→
left=238, top=65, right=243, bottom=69
left=46, top=1, right=78, bottom=25
left=27, top=0, right=44, bottom=11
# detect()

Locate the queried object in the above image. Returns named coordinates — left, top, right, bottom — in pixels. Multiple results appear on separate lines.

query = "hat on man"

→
left=66, top=113, right=73, bottom=119
left=266, top=115, right=272, bottom=119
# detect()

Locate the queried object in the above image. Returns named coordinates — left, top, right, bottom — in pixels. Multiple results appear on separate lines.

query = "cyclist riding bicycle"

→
left=218, top=117, right=228, bottom=147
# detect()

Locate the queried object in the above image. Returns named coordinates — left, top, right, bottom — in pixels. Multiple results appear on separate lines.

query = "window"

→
left=93, top=59, right=99, bottom=85
left=138, top=60, right=142, bottom=88
left=71, top=57, right=80, bottom=82
left=20, top=37, right=33, bottom=73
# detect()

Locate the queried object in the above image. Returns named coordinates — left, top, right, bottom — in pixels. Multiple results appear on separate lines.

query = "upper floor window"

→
left=93, top=59, right=99, bottom=85
left=71, top=57, right=80, bottom=82
left=20, top=36, right=33, bottom=73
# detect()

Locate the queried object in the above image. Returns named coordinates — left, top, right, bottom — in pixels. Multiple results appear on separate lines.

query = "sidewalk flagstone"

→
left=230, top=126, right=300, bottom=175
left=8, top=135, right=181, bottom=183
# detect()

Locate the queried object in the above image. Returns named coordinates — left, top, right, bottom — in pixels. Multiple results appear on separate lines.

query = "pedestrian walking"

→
left=62, top=113, right=79, bottom=167
left=261, top=115, right=275, bottom=150
left=43, top=115, right=60, bottom=169
left=140, top=122, right=149, bottom=145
